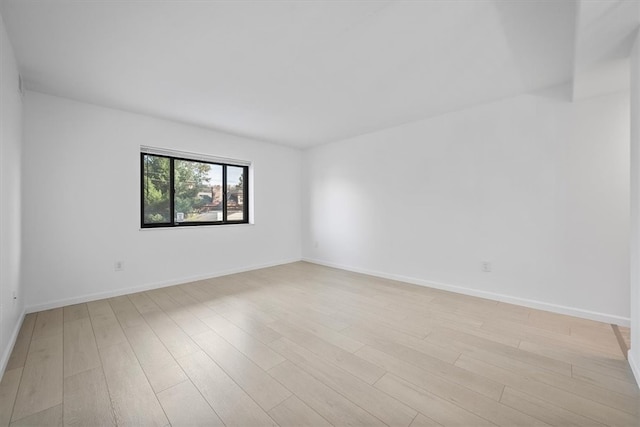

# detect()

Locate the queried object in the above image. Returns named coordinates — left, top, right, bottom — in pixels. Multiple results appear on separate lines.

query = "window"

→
left=141, top=149, right=249, bottom=228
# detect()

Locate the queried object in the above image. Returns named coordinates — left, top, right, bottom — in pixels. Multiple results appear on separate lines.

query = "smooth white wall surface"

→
left=629, top=31, right=640, bottom=384
left=303, top=89, right=630, bottom=325
left=0, top=13, right=23, bottom=374
left=22, top=91, right=301, bottom=311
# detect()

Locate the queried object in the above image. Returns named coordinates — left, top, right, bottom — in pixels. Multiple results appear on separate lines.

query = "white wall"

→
left=303, top=88, right=630, bottom=325
left=22, top=91, right=301, bottom=311
left=0, top=13, right=24, bottom=374
left=629, top=31, right=640, bottom=384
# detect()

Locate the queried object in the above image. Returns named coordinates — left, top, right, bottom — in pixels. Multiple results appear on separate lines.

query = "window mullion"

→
left=140, top=153, right=145, bottom=227
left=222, top=165, right=228, bottom=223
left=243, top=166, right=248, bottom=222
left=170, top=157, right=175, bottom=226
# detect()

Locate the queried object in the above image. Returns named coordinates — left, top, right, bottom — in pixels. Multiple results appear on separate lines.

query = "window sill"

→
left=140, top=222, right=254, bottom=231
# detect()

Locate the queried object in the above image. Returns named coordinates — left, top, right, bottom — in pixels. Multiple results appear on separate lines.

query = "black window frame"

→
left=140, top=152, right=249, bottom=228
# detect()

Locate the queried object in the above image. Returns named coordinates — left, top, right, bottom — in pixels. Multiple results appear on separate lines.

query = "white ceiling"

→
left=0, top=0, right=636, bottom=148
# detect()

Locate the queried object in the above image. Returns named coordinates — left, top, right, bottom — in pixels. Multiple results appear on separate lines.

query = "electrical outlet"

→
left=482, top=262, right=492, bottom=272
left=314, top=241, right=319, bottom=248
left=114, top=261, right=124, bottom=271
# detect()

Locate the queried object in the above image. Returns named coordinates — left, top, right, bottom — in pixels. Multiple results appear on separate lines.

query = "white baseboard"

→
left=629, top=350, right=640, bottom=388
left=25, top=257, right=301, bottom=313
left=302, top=257, right=630, bottom=327
left=0, top=309, right=25, bottom=379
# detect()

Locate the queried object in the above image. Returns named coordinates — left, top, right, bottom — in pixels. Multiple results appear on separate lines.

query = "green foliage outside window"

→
left=143, top=155, right=170, bottom=223
left=174, top=159, right=212, bottom=218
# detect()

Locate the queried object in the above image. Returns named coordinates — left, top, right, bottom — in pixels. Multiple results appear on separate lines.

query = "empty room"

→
left=1, top=0, right=639, bottom=426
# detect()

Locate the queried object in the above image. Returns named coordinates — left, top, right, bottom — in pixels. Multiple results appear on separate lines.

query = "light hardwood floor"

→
left=1, top=261, right=638, bottom=426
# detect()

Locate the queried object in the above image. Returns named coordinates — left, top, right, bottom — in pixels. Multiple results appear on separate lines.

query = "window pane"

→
left=226, top=166, right=245, bottom=221
left=142, top=155, right=171, bottom=224
left=174, top=159, right=222, bottom=222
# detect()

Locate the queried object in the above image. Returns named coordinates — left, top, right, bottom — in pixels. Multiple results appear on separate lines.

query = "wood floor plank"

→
left=63, top=367, right=115, bottom=426
left=355, top=344, right=504, bottom=401
left=499, top=386, right=604, bottom=427
left=484, top=319, right=624, bottom=359
left=141, top=310, right=200, bottom=359
left=252, top=292, right=352, bottom=332
left=177, top=350, right=277, bottom=427
left=525, top=313, right=572, bottom=336
left=108, top=296, right=146, bottom=330
left=342, top=322, right=460, bottom=363
left=145, top=288, right=182, bottom=312
left=530, top=310, right=608, bottom=331
left=268, top=396, right=332, bottom=427
left=518, top=340, right=634, bottom=382
left=63, top=304, right=89, bottom=323
left=212, top=304, right=282, bottom=344
left=429, top=320, right=522, bottom=348
left=333, top=301, right=429, bottom=338
left=11, top=335, right=63, bottom=422
left=211, top=299, right=279, bottom=326
left=409, top=413, right=443, bottom=426
left=148, top=287, right=213, bottom=334
left=525, top=364, right=638, bottom=414
left=6, top=314, right=36, bottom=371
left=270, top=337, right=417, bottom=427
left=164, top=285, right=220, bottom=321
left=157, top=380, right=224, bottom=427
left=357, top=346, right=546, bottom=426
left=10, top=404, right=62, bottom=427
left=31, top=309, right=63, bottom=341
left=192, top=330, right=291, bottom=411
left=86, top=300, right=114, bottom=318
left=0, top=367, right=22, bottom=426
left=141, top=360, right=189, bottom=394
left=63, top=317, right=101, bottom=378
left=327, top=299, right=412, bottom=333
left=98, top=341, right=168, bottom=426
left=570, top=324, right=621, bottom=351
left=122, top=323, right=188, bottom=393
left=268, top=319, right=385, bottom=384
left=344, top=324, right=504, bottom=400
left=402, top=308, right=486, bottom=332
left=269, top=360, right=386, bottom=426
left=87, top=300, right=127, bottom=350
left=169, top=307, right=210, bottom=337
left=200, top=313, right=286, bottom=370
left=121, top=324, right=175, bottom=369
left=427, top=325, right=572, bottom=376
left=264, top=307, right=365, bottom=352
left=374, top=373, right=495, bottom=427
left=455, top=354, right=638, bottom=426
left=571, top=364, right=640, bottom=397
left=126, top=292, right=161, bottom=315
